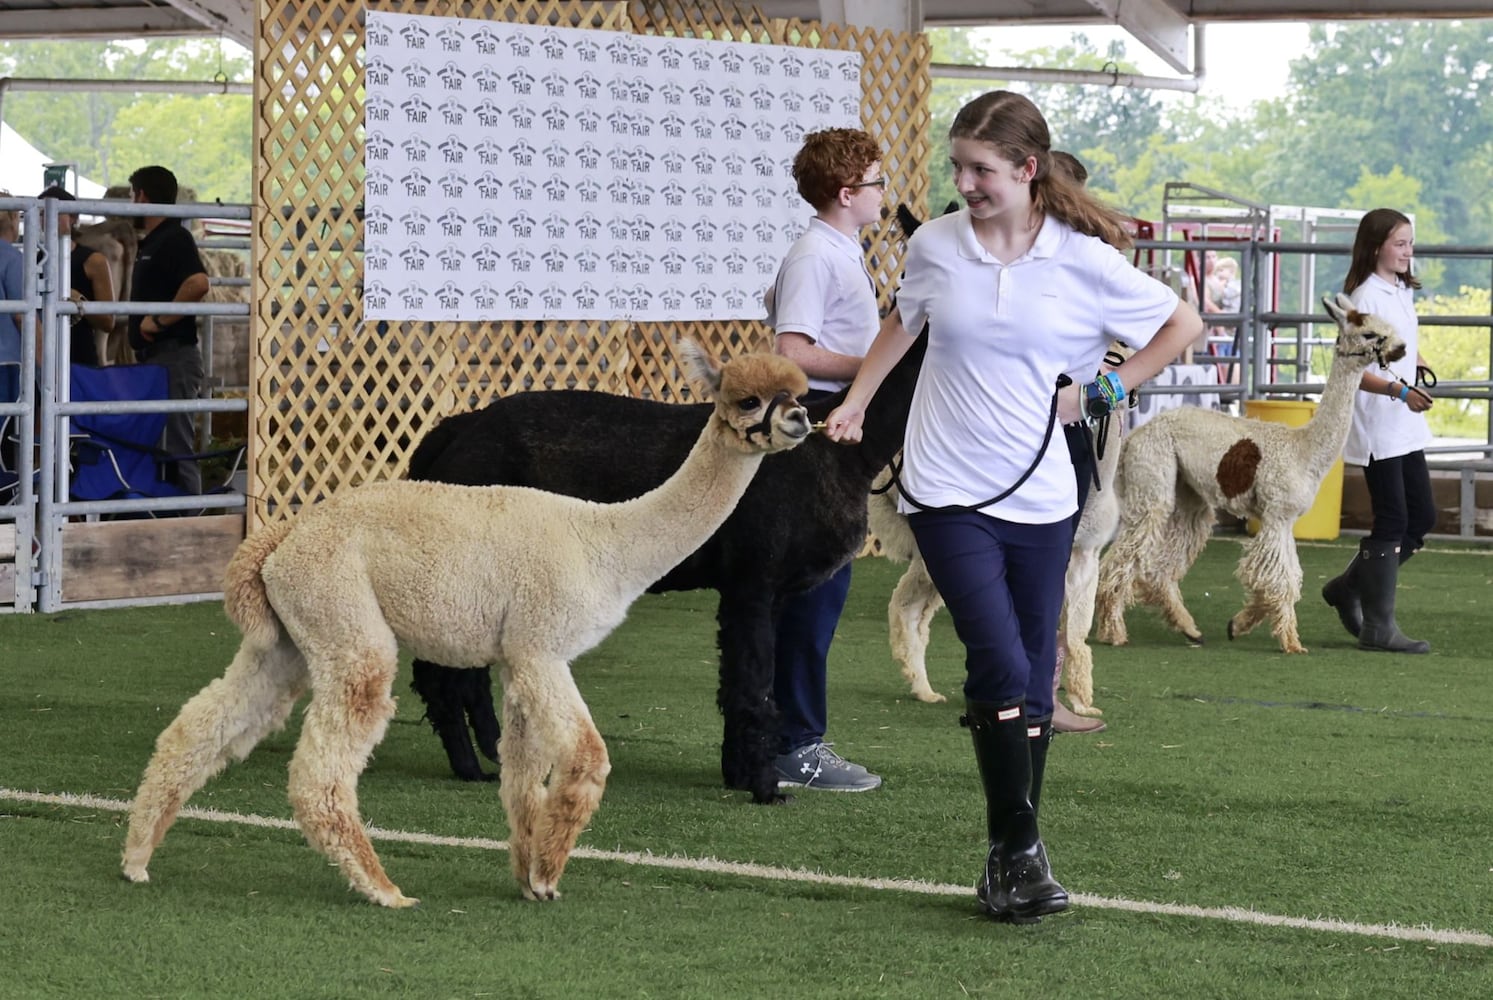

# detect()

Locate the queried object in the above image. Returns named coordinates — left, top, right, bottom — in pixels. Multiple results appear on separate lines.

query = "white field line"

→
left=6, top=786, right=1491, bottom=949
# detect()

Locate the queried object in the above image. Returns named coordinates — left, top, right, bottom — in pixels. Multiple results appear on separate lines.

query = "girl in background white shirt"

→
left=825, top=91, right=1201, bottom=924
left=1321, top=209, right=1435, bottom=654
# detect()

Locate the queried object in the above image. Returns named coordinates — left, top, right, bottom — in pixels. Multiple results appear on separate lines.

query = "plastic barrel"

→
left=1242, top=399, right=1343, bottom=540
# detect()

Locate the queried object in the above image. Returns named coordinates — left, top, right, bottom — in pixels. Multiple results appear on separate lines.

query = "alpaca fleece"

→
left=121, top=347, right=810, bottom=905
left=1095, top=294, right=1407, bottom=655
left=407, top=333, right=927, bottom=804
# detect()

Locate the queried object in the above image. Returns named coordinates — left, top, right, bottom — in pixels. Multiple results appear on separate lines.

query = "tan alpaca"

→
left=120, top=344, right=810, bottom=907
left=1095, top=293, right=1407, bottom=654
left=868, top=411, right=1121, bottom=716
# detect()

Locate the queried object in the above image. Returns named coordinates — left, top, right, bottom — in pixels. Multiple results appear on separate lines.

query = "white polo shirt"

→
left=770, top=218, right=880, bottom=393
left=1343, top=274, right=1433, bottom=465
left=896, top=210, right=1178, bottom=523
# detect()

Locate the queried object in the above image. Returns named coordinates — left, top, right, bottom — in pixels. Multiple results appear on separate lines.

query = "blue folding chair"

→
left=68, top=363, right=243, bottom=507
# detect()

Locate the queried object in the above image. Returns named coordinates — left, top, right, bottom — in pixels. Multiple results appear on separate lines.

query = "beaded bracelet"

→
left=1094, top=370, right=1126, bottom=407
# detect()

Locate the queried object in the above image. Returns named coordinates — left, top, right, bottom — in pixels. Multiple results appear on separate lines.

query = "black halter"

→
left=743, top=389, right=800, bottom=445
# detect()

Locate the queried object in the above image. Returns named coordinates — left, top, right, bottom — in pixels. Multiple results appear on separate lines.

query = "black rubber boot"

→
left=963, top=700, right=1069, bottom=923
left=1027, top=717, right=1054, bottom=817
left=1356, top=540, right=1430, bottom=654
left=1321, top=550, right=1364, bottom=638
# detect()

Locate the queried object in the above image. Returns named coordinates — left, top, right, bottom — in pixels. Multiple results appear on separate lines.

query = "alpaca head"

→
left=1322, top=293, right=1407, bottom=368
left=677, top=339, right=811, bottom=454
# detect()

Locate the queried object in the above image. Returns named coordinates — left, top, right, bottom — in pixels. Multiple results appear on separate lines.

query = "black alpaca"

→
left=407, top=332, right=925, bottom=804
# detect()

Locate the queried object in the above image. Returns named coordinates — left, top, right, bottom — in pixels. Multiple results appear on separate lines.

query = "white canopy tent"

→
left=0, top=120, right=105, bottom=199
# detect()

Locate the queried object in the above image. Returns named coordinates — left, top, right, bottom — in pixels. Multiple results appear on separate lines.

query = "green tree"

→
left=1418, top=288, right=1492, bottom=439
left=923, top=31, right=1167, bottom=221
left=0, top=38, right=251, bottom=196
left=1343, top=166, right=1447, bottom=292
left=924, top=29, right=1001, bottom=217
left=1260, top=21, right=1493, bottom=288
left=1011, top=36, right=1165, bottom=202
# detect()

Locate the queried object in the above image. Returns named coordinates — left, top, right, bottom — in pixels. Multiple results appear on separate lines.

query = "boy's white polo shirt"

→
left=896, top=210, right=1178, bottom=523
left=1343, top=274, right=1432, bottom=465
left=770, top=217, right=880, bottom=393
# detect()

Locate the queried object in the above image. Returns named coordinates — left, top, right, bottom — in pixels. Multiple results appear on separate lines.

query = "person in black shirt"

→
left=37, top=186, right=116, bottom=367
left=127, top=166, right=209, bottom=495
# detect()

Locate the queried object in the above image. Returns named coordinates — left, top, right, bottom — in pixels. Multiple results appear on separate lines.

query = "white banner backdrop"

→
left=363, top=13, right=863, bottom=323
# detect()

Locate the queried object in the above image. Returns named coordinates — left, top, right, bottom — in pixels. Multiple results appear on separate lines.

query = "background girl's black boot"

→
left=963, top=700, right=1068, bottom=923
left=1320, top=549, right=1364, bottom=637
left=1356, top=539, right=1430, bottom=654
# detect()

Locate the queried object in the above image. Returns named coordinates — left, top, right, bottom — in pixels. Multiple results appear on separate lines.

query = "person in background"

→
left=38, top=186, right=115, bottom=367
left=825, top=91, right=1201, bottom=923
left=1213, top=256, right=1242, bottom=315
left=127, top=165, right=209, bottom=495
left=1321, top=208, right=1435, bottom=654
left=767, top=127, right=887, bottom=793
left=1, top=194, right=25, bottom=404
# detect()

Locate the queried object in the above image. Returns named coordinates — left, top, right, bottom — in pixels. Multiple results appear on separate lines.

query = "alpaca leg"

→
left=501, top=664, right=611, bottom=901
left=287, top=640, right=411, bottom=908
left=1095, top=429, right=1177, bottom=645
left=497, top=673, right=544, bottom=898
left=1093, top=550, right=1132, bottom=646
left=888, top=554, right=946, bottom=703
left=1095, top=511, right=1165, bottom=647
left=1228, top=527, right=1307, bottom=653
left=409, top=659, right=499, bottom=782
left=1059, top=546, right=1103, bottom=717
left=716, top=592, right=786, bottom=804
left=1147, top=492, right=1213, bottom=645
left=122, top=634, right=307, bottom=883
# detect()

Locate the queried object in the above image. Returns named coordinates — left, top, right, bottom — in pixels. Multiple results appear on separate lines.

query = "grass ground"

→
left=3, top=536, right=1491, bottom=999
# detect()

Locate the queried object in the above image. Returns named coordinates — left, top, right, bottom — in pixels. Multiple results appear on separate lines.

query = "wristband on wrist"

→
left=1397, top=383, right=1411, bottom=402
left=1094, top=370, right=1125, bottom=406
left=1083, top=380, right=1108, bottom=419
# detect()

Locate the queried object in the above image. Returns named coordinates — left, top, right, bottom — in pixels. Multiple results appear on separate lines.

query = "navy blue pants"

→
left=1364, top=450, right=1436, bottom=552
left=908, top=510, right=1074, bottom=720
left=774, top=561, right=853, bottom=753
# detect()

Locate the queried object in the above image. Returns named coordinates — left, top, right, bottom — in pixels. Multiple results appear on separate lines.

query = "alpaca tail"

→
left=222, top=521, right=293, bottom=647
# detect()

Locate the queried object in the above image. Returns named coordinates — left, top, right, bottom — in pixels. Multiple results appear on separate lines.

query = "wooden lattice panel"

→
left=251, top=0, right=929, bottom=527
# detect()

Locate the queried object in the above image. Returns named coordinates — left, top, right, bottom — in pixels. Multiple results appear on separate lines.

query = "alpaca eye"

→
left=737, top=396, right=761, bottom=411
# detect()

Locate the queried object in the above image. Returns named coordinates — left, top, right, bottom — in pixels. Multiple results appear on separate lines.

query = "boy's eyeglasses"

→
left=847, top=178, right=887, bottom=190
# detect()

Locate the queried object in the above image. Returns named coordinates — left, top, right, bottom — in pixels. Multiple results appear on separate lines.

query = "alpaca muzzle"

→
left=745, top=390, right=808, bottom=444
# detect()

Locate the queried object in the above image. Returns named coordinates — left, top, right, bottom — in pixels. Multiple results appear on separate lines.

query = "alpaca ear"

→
left=676, top=337, right=723, bottom=396
left=895, top=203, right=922, bottom=240
left=1322, top=294, right=1346, bottom=325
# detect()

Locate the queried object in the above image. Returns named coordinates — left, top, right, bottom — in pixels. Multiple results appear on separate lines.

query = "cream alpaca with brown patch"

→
left=120, top=345, right=810, bottom=907
left=1094, top=294, right=1406, bottom=655
left=868, top=410, right=1121, bottom=715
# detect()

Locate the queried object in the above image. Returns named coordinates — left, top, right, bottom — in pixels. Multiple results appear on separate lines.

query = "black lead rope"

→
left=877, top=384, right=1064, bottom=514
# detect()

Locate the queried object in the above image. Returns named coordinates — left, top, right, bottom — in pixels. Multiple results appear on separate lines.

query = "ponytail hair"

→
left=950, top=90, right=1134, bottom=251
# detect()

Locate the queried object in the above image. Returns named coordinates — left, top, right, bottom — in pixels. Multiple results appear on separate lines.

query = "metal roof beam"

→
left=159, top=0, right=252, bottom=46
left=1082, top=0, right=1192, bottom=73
left=0, top=8, right=214, bottom=40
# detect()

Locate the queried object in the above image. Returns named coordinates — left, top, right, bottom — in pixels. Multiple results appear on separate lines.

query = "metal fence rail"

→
left=3, top=194, right=250, bottom=613
left=5, top=203, right=1493, bottom=613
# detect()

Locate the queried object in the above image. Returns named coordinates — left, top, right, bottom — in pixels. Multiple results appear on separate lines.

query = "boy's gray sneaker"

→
left=774, top=742, right=882, bottom=792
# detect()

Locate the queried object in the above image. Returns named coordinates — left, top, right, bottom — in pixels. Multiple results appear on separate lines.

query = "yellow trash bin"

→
left=1242, top=399, right=1343, bottom=540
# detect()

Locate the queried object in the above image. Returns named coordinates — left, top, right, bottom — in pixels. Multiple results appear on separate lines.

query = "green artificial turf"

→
left=3, top=537, right=1491, bottom=998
